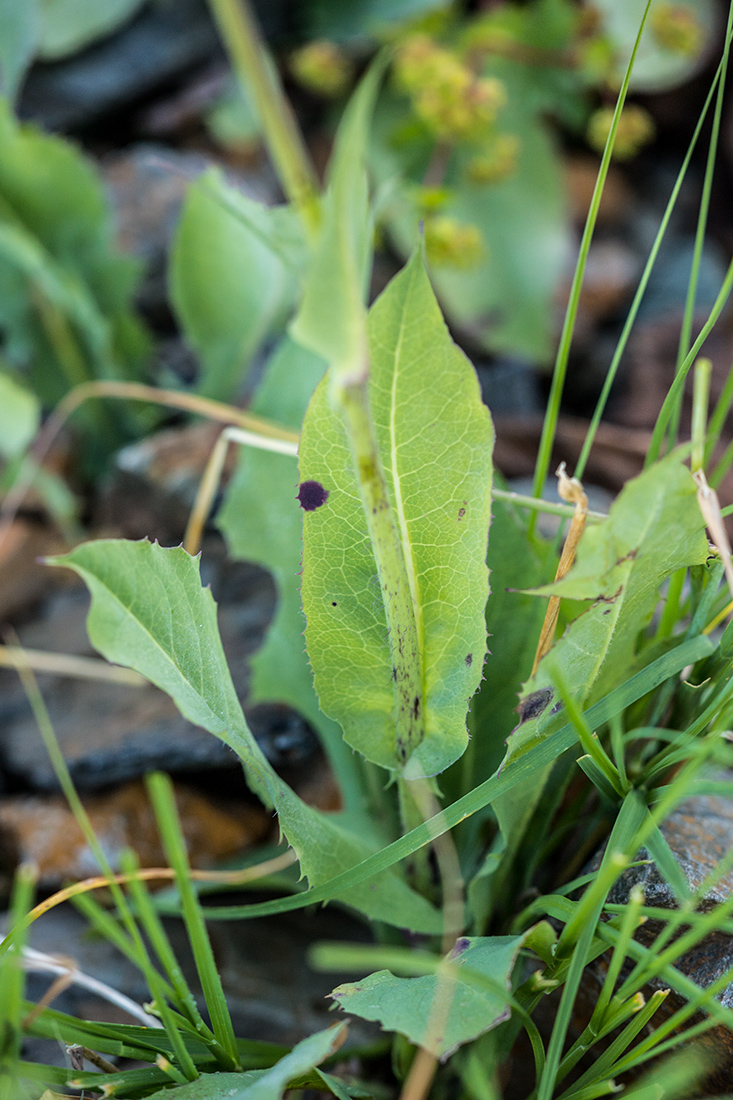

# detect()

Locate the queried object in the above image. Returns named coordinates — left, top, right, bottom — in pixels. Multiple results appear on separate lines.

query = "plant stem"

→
left=206, top=0, right=321, bottom=241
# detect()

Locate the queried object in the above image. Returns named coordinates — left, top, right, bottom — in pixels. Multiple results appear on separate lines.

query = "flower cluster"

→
left=586, top=104, right=655, bottom=161
left=467, top=134, right=521, bottom=184
left=423, top=215, right=485, bottom=269
left=650, top=4, right=703, bottom=58
left=393, top=34, right=506, bottom=143
left=290, top=40, right=353, bottom=98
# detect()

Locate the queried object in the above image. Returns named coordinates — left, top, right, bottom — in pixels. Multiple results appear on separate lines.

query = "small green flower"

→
left=650, top=4, right=703, bottom=57
left=290, top=40, right=353, bottom=98
left=587, top=104, right=655, bottom=160
left=424, top=215, right=485, bottom=269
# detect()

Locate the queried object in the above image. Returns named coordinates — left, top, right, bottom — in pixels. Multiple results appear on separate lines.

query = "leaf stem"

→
left=206, top=0, right=321, bottom=241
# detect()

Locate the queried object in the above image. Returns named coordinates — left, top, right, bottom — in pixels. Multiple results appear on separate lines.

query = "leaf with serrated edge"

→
left=299, top=252, right=493, bottom=776
left=330, top=936, right=525, bottom=1060
left=48, top=540, right=441, bottom=933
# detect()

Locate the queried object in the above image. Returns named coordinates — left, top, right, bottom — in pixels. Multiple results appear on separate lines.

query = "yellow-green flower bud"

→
left=586, top=104, right=655, bottom=160
left=290, top=40, right=353, bottom=97
left=424, top=215, right=484, bottom=268
left=650, top=4, right=703, bottom=57
left=467, top=133, right=521, bottom=184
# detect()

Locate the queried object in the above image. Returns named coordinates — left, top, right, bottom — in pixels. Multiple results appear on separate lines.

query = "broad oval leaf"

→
left=48, top=539, right=441, bottom=933
left=298, top=252, right=494, bottom=777
left=330, top=935, right=525, bottom=1060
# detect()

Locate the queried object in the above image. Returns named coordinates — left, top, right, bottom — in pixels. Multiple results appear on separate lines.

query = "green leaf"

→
left=217, top=337, right=369, bottom=814
left=37, top=0, right=147, bottom=59
left=505, top=452, right=709, bottom=767
left=370, top=61, right=570, bottom=362
left=0, top=100, right=149, bottom=409
left=330, top=936, right=525, bottom=1059
left=48, top=539, right=441, bottom=933
left=0, top=369, right=39, bottom=457
left=147, top=1024, right=346, bottom=1099
left=171, top=170, right=303, bottom=400
left=299, top=253, right=494, bottom=776
left=0, top=0, right=39, bottom=101
left=290, top=59, right=386, bottom=376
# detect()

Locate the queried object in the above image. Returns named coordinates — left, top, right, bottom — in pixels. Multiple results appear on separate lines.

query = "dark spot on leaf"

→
left=516, top=687, right=553, bottom=724
left=392, top=667, right=397, bottom=681
left=458, top=507, right=466, bottom=520
left=413, top=695, right=420, bottom=719
left=450, top=937, right=470, bottom=959
left=332, top=601, right=337, bottom=607
left=297, top=480, right=329, bottom=511
left=465, top=653, right=473, bottom=666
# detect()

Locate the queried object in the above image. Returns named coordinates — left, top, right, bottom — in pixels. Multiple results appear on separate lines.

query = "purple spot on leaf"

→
left=465, top=653, right=473, bottom=666
left=298, top=480, right=329, bottom=511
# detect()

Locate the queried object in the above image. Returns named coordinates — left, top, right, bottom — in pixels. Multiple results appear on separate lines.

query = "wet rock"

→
left=0, top=779, right=269, bottom=888
left=18, top=0, right=221, bottom=132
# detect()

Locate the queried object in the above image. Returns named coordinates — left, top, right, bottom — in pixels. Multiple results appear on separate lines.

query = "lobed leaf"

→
left=298, top=252, right=494, bottom=776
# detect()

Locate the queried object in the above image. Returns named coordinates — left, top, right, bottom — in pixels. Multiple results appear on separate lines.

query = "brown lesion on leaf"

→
left=465, top=653, right=473, bottom=666
left=615, top=548, right=638, bottom=566
left=516, top=687, right=553, bottom=725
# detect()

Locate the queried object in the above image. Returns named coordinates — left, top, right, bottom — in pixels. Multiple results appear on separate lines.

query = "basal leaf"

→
left=49, top=539, right=441, bottom=933
left=171, top=170, right=303, bottom=400
left=217, top=337, right=368, bottom=816
left=504, top=452, right=709, bottom=767
left=330, top=935, right=525, bottom=1060
left=299, top=252, right=493, bottom=777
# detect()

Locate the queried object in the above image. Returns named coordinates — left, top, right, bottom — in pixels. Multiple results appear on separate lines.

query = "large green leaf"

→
left=299, top=253, right=493, bottom=777
left=0, top=0, right=39, bottom=100
left=38, top=0, right=147, bottom=59
left=0, top=100, right=149, bottom=409
left=48, top=539, right=441, bottom=933
left=306, top=0, right=450, bottom=41
left=370, top=62, right=569, bottom=362
left=217, top=337, right=368, bottom=816
left=171, top=170, right=304, bottom=400
left=330, top=936, right=525, bottom=1059
left=147, top=1024, right=347, bottom=1099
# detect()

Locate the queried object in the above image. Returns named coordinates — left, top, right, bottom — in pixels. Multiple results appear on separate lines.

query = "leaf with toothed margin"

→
left=298, top=251, right=494, bottom=777
left=47, top=538, right=442, bottom=934
left=329, top=935, right=526, bottom=1060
